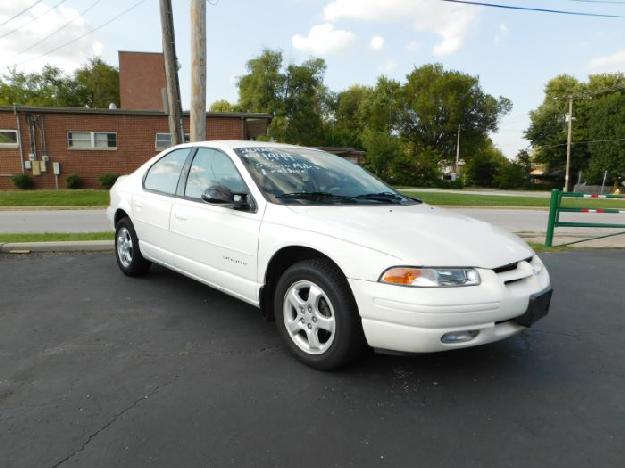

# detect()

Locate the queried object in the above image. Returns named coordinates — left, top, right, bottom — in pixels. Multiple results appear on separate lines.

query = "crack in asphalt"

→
left=49, top=377, right=177, bottom=468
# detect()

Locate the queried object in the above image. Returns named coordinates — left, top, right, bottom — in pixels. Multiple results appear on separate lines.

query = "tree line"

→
left=0, top=58, right=119, bottom=109
left=212, top=49, right=523, bottom=188
left=3, top=51, right=623, bottom=188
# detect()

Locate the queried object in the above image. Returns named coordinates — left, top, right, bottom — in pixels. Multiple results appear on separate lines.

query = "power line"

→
left=0, top=0, right=46, bottom=27
left=441, top=0, right=621, bottom=17
left=15, top=0, right=147, bottom=67
left=12, top=0, right=103, bottom=58
left=537, top=138, right=625, bottom=150
left=548, top=83, right=625, bottom=101
left=0, top=0, right=69, bottom=41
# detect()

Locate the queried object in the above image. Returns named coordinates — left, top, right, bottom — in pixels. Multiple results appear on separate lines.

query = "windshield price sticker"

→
left=237, top=148, right=314, bottom=174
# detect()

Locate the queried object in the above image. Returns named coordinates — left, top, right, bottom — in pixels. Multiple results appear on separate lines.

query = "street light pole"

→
left=190, top=0, right=206, bottom=142
left=564, top=95, right=573, bottom=191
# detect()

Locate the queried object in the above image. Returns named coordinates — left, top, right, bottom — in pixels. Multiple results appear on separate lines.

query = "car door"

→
left=169, top=147, right=263, bottom=304
left=132, top=147, right=193, bottom=265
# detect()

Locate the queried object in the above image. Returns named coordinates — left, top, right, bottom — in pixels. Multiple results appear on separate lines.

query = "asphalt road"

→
left=1, top=251, right=624, bottom=467
left=2, top=207, right=624, bottom=237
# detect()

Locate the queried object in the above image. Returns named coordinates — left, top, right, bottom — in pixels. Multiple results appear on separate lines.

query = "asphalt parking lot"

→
left=1, top=251, right=624, bottom=467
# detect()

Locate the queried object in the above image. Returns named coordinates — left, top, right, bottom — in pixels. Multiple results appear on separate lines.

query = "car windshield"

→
left=233, top=146, right=419, bottom=206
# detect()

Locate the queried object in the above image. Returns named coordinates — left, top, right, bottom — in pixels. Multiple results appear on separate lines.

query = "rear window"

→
left=143, top=148, right=191, bottom=195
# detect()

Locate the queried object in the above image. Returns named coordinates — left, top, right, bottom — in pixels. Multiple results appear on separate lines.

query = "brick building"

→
left=0, top=51, right=271, bottom=189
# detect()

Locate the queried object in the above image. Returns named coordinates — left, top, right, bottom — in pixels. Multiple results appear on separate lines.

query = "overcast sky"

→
left=1, top=0, right=624, bottom=157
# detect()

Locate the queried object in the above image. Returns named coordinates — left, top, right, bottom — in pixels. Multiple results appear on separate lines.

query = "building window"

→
left=0, top=129, right=19, bottom=148
left=155, top=132, right=190, bottom=149
left=68, top=131, right=117, bottom=150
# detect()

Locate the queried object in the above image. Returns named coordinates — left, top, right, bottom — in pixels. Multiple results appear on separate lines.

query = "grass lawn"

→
left=0, top=189, right=109, bottom=207
left=1, top=188, right=623, bottom=210
left=400, top=190, right=625, bottom=210
left=0, top=231, right=113, bottom=243
left=526, top=241, right=571, bottom=253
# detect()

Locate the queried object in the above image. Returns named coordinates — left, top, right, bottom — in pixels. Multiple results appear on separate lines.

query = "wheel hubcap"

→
left=283, top=280, right=336, bottom=355
left=116, top=227, right=133, bottom=268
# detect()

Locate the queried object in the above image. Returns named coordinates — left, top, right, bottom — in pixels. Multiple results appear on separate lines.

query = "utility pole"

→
left=159, top=0, right=184, bottom=145
left=564, top=95, right=573, bottom=191
left=190, top=0, right=206, bottom=141
left=455, top=124, right=461, bottom=177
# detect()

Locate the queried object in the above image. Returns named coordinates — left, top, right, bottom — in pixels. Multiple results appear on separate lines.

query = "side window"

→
left=185, top=148, right=247, bottom=199
left=143, top=148, right=191, bottom=195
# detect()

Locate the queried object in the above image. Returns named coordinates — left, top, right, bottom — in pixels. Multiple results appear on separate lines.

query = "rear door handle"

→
left=174, top=213, right=188, bottom=222
left=134, top=201, right=143, bottom=208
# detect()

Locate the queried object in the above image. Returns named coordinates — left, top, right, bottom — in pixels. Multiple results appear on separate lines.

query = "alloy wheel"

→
left=116, top=227, right=133, bottom=268
left=283, top=280, right=336, bottom=355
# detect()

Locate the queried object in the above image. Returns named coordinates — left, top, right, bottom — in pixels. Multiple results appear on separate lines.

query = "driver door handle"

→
left=173, top=213, right=188, bottom=222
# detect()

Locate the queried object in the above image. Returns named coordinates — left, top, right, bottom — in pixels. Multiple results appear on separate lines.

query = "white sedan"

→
left=107, top=141, right=552, bottom=369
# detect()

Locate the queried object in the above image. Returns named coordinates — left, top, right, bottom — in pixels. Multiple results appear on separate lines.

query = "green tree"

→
left=399, top=64, right=511, bottom=165
left=494, top=161, right=526, bottom=189
left=237, top=49, right=329, bottom=145
left=362, top=130, right=401, bottom=181
left=283, top=58, right=328, bottom=145
left=465, top=141, right=507, bottom=187
left=525, top=73, right=625, bottom=185
left=73, top=57, right=119, bottom=108
left=525, top=75, right=586, bottom=183
left=326, top=85, right=371, bottom=148
left=0, top=66, right=79, bottom=106
left=238, top=49, right=285, bottom=115
left=585, top=90, right=625, bottom=183
left=360, top=76, right=401, bottom=134
left=0, top=58, right=119, bottom=108
left=209, top=99, right=237, bottom=112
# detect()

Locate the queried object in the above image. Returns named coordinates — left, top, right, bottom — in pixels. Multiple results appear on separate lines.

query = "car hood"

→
left=271, top=203, right=533, bottom=269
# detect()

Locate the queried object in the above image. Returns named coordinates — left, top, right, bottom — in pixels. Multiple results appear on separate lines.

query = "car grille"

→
left=493, top=256, right=535, bottom=285
left=493, top=256, right=533, bottom=274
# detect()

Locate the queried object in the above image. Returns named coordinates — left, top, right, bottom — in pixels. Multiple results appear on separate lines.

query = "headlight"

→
left=380, top=267, right=481, bottom=287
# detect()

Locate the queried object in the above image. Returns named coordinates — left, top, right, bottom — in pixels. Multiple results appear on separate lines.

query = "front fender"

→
left=258, top=220, right=400, bottom=284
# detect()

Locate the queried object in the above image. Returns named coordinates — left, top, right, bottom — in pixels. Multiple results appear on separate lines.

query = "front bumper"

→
left=349, top=261, right=551, bottom=353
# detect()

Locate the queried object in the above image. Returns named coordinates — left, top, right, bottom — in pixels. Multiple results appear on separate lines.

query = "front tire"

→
left=115, top=217, right=151, bottom=277
left=274, top=258, right=366, bottom=370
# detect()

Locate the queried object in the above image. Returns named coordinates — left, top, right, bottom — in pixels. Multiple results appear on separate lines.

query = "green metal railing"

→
left=545, top=189, right=625, bottom=247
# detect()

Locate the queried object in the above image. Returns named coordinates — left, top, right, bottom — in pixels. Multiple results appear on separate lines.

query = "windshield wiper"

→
left=355, top=192, right=405, bottom=203
left=276, top=191, right=356, bottom=202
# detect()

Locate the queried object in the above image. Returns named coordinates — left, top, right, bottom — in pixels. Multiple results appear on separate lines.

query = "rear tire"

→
left=115, top=217, right=151, bottom=277
left=274, top=258, right=366, bottom=370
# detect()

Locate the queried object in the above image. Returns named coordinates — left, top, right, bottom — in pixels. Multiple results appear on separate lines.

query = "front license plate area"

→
left=515, top=287, right=553, bottom=327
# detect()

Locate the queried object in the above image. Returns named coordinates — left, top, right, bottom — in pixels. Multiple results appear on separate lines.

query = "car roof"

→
left=175, top=140, right=303, bottom=151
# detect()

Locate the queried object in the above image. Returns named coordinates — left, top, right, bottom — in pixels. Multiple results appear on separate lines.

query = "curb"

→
left=0, top=240, right=114, bottom=253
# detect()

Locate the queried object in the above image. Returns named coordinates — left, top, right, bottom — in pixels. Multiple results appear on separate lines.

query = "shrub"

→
left=99, top=173, right=119, bottom=189
left=494, top=163, right=529, bottom=189
left=66, top=174, right=83, bottom=189
left=10, top=173, right=34, bottom=189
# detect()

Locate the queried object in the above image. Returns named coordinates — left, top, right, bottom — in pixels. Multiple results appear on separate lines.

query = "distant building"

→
left=440, top=159, right=466, bottom=181
left=0, top=51, right=271, bottom=189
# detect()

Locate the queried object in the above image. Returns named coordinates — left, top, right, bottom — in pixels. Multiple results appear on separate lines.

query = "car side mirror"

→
left=201, top=186, right=251, bottom=210
left=201, top=185, right=234, bottom=205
